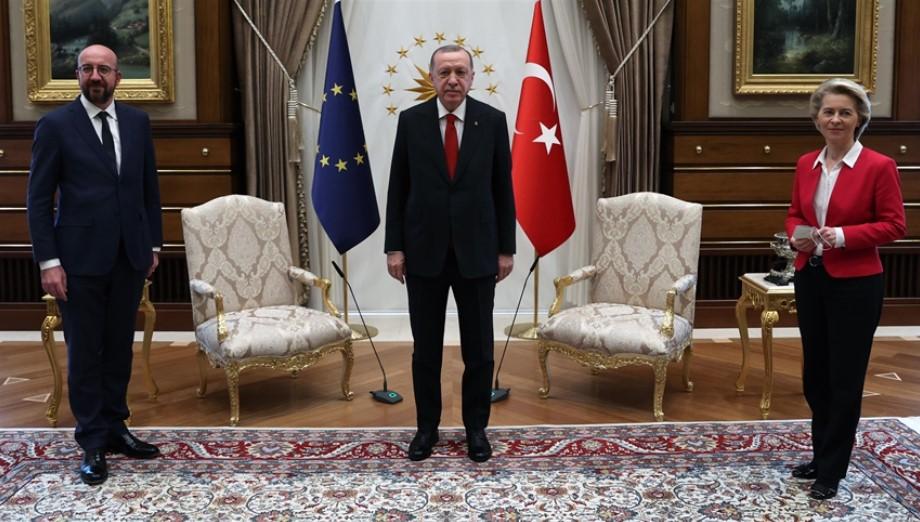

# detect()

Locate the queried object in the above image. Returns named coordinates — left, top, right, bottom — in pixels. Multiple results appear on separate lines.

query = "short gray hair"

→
left=809, top=78, right=871, bottom=140
left=429, top=45, right=473, bottom=71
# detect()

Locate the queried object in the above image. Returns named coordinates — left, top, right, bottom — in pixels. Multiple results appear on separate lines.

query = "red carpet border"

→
left=0, top=418, right=918, bottom=520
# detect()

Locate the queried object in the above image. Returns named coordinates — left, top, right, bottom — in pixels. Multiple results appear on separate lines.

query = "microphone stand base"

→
left=371, top=390, right=403, bottom=404
left=349, top=324, right=379, bottom=341
left=503, top=322, right=540, bottom=340
left=490, top=387, right=510, bottom=403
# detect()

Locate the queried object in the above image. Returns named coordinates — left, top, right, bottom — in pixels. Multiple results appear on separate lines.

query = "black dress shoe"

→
left=791, top=461, right=818, bottom=479
left=80, top=449, right=107, bottom=486
left=108, top=432, right=160, bottom=459
left=408, top=430, right=439, bottom=461
left=809, top=480, right=839, bottom=500
left=466, top=429, right=492, bottom=463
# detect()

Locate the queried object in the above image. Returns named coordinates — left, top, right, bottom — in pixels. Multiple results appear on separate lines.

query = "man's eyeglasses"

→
left=77, top=64, right=116, bottom=76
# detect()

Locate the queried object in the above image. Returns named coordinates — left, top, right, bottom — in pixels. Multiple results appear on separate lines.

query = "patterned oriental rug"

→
left=1, top=419, right=918, bottom=521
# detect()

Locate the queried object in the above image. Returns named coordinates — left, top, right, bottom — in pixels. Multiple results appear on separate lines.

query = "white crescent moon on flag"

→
left=513, top=62, right=556, bottom=135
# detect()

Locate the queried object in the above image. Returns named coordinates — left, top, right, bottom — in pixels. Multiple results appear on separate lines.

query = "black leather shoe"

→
left=792, top=461, right=818, bottom=479
left=108, top=432, right=160, bottom=459
left=466, top=429, right=492, bottom=462
left=809, top=480, right=839, bottom=500
left=80, top=449, right=107, bottom=486
left=408, top=430, right=439, bottom=461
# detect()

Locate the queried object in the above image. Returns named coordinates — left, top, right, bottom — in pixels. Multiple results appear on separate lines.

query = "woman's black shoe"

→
left=791, top=461, right=818, bottom=479
left=809, top=480, right=839, bottom=500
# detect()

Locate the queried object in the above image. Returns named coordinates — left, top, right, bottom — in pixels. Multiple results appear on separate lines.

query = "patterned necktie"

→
left=444, top=113, right=458, bottom=180
left=97, top=111, right=117, bottom=171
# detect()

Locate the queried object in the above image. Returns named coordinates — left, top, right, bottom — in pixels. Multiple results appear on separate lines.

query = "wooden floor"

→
left=1, top=337, right=918, bottom=429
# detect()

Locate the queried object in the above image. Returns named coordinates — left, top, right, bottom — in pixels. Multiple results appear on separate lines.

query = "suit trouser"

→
left=793, top=262, right=883, bottom=482
left=59, top=241, right=146, bottom=451
left=406, top=251, right=495, bottom=433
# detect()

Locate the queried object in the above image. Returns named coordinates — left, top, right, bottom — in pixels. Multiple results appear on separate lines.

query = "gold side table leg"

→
left=139, top=280, right=159, bottom=399
left=760, top=309, right=779, bottom=420
left=734, top=295, right=753, bottom=392
left=40, top=295, right=63, bottom=427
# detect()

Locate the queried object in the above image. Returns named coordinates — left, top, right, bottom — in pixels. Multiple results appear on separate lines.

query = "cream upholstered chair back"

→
left=590, top=192, right=702, bottom=323
left=182, top=195, right=297, bottom=327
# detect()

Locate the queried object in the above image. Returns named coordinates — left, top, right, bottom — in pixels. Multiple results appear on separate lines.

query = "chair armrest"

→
left=660, top=274, right=697, bottom=338
left=189, top=279, right=228, bottom=342
left=288, top=266, right=339, bottom=317
left=549, top=265, right=597, bottom=316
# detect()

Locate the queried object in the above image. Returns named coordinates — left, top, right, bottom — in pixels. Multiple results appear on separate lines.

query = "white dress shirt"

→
left=79, top=94, right=122, bottom=174
left=811, top=141, right=862, bottom=256
left=437, top=98, right=466, bottom=147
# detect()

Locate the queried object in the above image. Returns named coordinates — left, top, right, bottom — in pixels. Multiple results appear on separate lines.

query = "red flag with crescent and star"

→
left=511, top=0, right=575, bottom=257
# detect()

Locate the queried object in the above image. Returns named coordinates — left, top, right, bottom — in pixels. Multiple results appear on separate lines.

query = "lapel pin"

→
left=474, top=120, right=479, bottom=126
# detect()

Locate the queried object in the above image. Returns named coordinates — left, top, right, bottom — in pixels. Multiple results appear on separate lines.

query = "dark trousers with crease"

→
left=58, top=241, right=146, bottom=451
left=406, top=251, right=495, bottom=433
left=794, top=262, right=884, bottom=483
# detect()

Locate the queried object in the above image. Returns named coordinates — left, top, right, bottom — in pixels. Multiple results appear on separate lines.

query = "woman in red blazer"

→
left=785, top=78, right=906, bottom=500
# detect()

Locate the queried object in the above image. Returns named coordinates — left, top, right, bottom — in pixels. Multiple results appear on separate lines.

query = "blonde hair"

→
left=809, top=78, right=871, bottom=140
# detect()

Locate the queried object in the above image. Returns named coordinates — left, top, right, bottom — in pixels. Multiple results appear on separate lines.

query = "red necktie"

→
left=444, top=113, right=458, bottom=180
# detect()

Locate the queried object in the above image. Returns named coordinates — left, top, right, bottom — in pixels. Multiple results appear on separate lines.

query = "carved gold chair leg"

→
left=652, top=358, right=669, bottom=422
left=682, top=346, right=694, bottom=392
left=226, top=364, right=241, bottom=427
left=139, top=280, right=159, bottom=399
left=40, top=295, right=63, bottom=427
left=340, top=343, right=355, bottom=400
left=195, top=347, right=209, bottom=398
left=537, top=343, right=552, bottom=398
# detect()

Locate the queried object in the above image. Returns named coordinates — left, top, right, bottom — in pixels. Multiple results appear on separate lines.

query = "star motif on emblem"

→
left=330, top=83, right=343, bottom=96
left=386, top=104, right=398, bottom=116
left=397, top=47, right=409, bottom=58
left=471, top=46, right=484, bottom=58
left=454, top=35, right=466, bottom=47
left=482, top=64, right=495, bottom=75
left=385, top=64, right=397, bottom=75
left=486, top=83, right=498, bottom=96
left=434, top=32, right=446, bottom=44
left=533, top=122, right=561, bottom=155
left=382, top=84, right=394, bottom=96
left=335, top=159, right=348, bottom=172
left=414, top=35, right=426, bottom=47
left=354, top=152, right=365, bottom=165
left=349, top=89, right=358, bottom=101
left=319, top=154, right=330, bottom=167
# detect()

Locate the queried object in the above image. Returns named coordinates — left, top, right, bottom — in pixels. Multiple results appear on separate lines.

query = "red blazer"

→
left=785, top=146, right=906, bottom=278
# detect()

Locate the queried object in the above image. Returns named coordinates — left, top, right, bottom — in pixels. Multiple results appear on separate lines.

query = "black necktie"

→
left=97, top=111, right=117, bottom=171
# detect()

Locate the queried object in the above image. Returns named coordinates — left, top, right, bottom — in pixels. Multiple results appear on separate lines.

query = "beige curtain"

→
left=583, top=0, right=674, bottom=196
left=232, top=0, right=326, bottom=267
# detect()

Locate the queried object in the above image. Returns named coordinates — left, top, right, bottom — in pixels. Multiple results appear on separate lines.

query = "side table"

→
left=734, top=273, right=796, bottom=419
left=40, top=280, right=159, bottom=427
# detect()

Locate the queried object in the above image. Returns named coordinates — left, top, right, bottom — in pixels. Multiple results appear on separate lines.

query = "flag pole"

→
left=341, top=252, right=378, bottom=341
left=503, top=248, right=540, bottom=340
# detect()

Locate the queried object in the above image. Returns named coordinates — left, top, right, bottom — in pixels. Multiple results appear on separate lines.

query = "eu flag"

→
left=312, top=0, right=379, bottom=254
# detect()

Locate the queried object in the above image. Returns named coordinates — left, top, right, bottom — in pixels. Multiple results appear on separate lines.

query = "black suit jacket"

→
left=385, top=97, right=515, bottom=278
left=27, top=98, right=162, bottom=276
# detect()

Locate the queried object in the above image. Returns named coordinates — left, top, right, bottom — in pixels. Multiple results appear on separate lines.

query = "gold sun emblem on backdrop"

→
left=381, top=34, right=499, bottom=116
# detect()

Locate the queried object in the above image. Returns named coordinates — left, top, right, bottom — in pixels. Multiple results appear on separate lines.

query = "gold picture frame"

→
left=24, top=0, right=175, bottom=103
left=734, top=0, right=878, bottom=95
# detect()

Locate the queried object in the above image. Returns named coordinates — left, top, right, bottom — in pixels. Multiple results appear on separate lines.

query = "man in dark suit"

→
left=27, top=44, right=163, bottom=485
left=385, top=45, right=515, bottom=462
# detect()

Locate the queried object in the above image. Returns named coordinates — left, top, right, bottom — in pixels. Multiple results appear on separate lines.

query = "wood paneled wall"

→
left=670, top=0, right=920, bottom=327
left=0, top=0, right=240, bottom=330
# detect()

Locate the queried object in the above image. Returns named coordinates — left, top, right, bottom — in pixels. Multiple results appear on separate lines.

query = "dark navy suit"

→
left=27, top=97, right=162, bottom=450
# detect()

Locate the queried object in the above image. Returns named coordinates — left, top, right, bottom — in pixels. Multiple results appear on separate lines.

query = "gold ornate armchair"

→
left=537, top=192, right=702, bottom=421
left=181, top=195, right=354, bottom=426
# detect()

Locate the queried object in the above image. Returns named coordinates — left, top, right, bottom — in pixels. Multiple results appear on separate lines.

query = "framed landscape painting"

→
left=24, top=0, right=175, bottom=103
left=734, top=0, right=878, bottom=95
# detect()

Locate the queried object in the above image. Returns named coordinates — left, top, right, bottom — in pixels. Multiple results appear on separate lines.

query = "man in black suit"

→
left=27, top=44, right=163, bottom=485
left=385, top=45, right=515, bottom=462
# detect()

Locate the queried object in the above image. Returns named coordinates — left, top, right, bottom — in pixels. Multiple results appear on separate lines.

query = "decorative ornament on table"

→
left=765, top=232, right=795, bottom=285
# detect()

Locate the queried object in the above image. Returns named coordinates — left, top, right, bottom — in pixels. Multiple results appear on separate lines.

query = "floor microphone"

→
left=491, top=256, right=540, bottom=403
left=330, top=260, right=403, bottom=404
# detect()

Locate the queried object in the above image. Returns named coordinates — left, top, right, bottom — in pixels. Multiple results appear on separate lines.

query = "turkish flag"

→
left=511, top=0, right=575, bottom=257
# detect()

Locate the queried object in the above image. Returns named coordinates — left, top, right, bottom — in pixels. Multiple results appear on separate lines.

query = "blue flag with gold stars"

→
left=312, top=0, right=379, bottom=254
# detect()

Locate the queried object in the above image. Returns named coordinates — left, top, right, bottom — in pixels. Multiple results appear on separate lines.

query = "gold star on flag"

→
left=382, top=84, right=394, bottom=96
left=354, top=152, right=365, bottom=165
left=349, top=89, right=358, bottom=101
left=454, top=35, right=466, bottom=47
left=397, top=47, right=409, bottom=58
left=471, top=46, right=484, bottom=58
left=386, top=64, right=397, bottom=75
left=486, top=83, right=498, bottom=95
left=482, top=64, right=495, bottom=75
left=434, top=32, right=446, bottom=44
left=335, top=159, right=348, bottom=172
left=322, top=93, right=327, bottom=102
left=319, top=155, right=330, bottom=167
left=331, top=83, right=343, bottom=96
left=386, top=104, right=398, bottom=116
left=414, top=35, right=426, bottom=47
